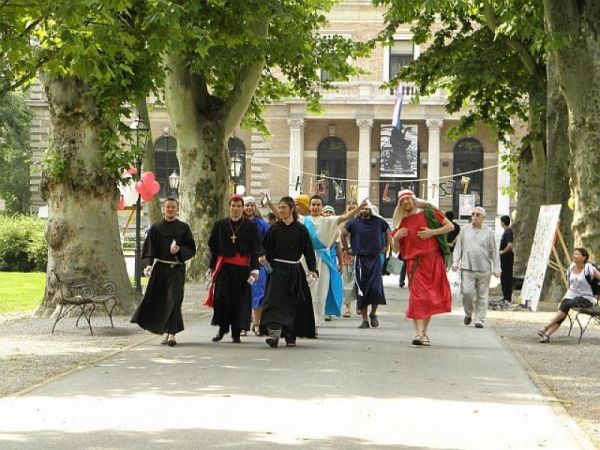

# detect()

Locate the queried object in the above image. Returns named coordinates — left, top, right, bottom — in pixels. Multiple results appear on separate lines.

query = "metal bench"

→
left=567, top=304, right=600, bottom=343
left=50, top=270, right=117, bottom=336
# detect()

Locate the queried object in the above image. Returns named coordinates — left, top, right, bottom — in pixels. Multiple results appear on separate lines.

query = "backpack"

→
left=568, top=263, right=600, bottom=296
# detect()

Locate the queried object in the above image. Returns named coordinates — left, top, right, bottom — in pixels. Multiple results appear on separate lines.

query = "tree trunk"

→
left=542, top=50, right=573, bottom=303
left=164, top=56, right=229, bottom=280
left=512, top=87, right=547, bottom=276
left=544, top=0, right=600, bottom=262
left=36, top=74, right=138, bottom=316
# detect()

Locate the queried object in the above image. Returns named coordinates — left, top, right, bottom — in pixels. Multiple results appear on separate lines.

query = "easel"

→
left=546, top=223, right=570, bottom=288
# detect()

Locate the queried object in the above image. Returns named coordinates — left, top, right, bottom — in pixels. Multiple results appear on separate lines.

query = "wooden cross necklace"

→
left=229, top=217, right=244, bottom=243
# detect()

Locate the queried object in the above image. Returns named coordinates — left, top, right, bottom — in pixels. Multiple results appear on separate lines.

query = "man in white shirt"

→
left=452, top=206, right=501, bottom=328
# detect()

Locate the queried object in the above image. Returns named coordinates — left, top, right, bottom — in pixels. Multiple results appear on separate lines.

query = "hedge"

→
left=0, top=214, right=48, bottom=272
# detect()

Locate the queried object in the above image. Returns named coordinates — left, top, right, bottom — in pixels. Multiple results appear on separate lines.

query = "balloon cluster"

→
left=135, top=171, right=161, bottom=202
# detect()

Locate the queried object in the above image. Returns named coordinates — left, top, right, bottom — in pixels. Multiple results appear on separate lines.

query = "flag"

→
left=392, top=81, right=404, bottom=130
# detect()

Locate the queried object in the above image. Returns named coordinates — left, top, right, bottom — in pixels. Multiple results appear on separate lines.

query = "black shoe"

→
left=285, top=340, right=296, bottom=347
left=212, top=332, right=225, bottom=342
left=358, top=320, right=370, bottom=329
left=474, top=322, right=484, bottom=329
left=463, top=315, right=472, bottom=326
left=161, top=338, right=169, bottom=345
left=369, top=314, right=379, bottom=328
left=399, top=283, right=405, bottom=288
left=167, top=339, right=177, bottom=347
left=232, top=337, right=241, bottom=343
left=266, top=336, right=279, bottom=348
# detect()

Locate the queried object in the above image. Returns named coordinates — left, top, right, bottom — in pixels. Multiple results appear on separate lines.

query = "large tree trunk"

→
left=512, top=88, right=547, bottom=276
left=542, top=50, right=573, bottom=303
left=544, top=0, right=600, bottom=262
left=36, top=75, right=138, bottom=316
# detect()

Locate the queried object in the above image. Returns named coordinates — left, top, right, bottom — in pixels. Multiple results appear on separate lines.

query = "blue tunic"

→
left=252, top=217, right=270, bottom=309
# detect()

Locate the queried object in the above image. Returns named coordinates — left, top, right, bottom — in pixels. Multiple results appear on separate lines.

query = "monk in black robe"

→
left=131, top=197, right=196, bottom=346
left=259, top=196, right=318, bottom=348
left=207, top=196, right=261, bottom=343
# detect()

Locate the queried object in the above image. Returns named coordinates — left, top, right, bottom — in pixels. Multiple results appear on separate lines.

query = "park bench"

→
left=50, top=270, right=117, bottom=336
left=567, top=304, right=600, bottom=344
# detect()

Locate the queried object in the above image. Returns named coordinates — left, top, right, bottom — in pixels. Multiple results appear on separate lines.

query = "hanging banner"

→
left=382, top=183, right=391, bottom=202
left=333, top=179, right=345, bottom=200
left=380, top=124, right=419, bottom=179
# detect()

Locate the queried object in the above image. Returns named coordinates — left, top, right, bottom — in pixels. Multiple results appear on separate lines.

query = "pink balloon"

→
left=127, top=167, right=138, bottom=176
left=135, top=180, right=145, bottom=195
left=141, top=171, right=155, bottom=183
left=141, top=191, right=154, bottom=202
left=150, top=180, right=161, bottom=195
left=118, top=196, right=125, bottom=210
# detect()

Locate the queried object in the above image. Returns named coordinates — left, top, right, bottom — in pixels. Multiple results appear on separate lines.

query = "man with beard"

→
left=341, top=202, right=392, bottom=328
left=392, top=190, right=454, bottom=346
left=131, top=197, right=196, bottom=346
left=242, top=196, right=270, bottom=335
left=206, top=196, right=261, bottom=343
left=259, top=197, right=318, bottom=348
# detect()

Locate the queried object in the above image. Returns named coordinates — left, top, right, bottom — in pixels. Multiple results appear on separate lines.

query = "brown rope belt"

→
left=407, top=252, right=438, bottom=284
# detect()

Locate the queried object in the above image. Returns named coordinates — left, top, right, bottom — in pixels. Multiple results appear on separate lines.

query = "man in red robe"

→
left=392, top=190, right=454, bottom=346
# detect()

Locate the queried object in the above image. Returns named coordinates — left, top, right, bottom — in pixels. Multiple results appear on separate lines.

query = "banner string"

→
left=262, top=160, right=500, bottom=185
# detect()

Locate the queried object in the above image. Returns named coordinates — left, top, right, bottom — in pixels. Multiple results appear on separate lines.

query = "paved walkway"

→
left=0, top=278, right=592, bottom=449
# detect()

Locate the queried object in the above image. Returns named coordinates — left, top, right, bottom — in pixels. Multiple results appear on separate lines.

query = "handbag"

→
left=386, top=257, right=404, bottom=275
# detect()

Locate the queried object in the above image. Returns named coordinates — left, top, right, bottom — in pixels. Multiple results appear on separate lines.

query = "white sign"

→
left=519, top=204, right=562, bottom=311
left=458, top=194, right=475, bottom=217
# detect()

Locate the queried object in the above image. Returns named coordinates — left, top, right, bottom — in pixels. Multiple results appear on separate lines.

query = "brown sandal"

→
left=539, top=334, right=550, bottom=343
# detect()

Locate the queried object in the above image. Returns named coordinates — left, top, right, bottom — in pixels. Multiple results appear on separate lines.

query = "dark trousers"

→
left=218, top=325, right=242, bottom=339
left=399, top=256, right=407, bottom=286
left=500, top=253, right=514, bottom=301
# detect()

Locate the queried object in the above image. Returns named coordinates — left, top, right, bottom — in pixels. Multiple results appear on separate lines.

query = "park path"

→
left=0, top=278, right=593, bottom=449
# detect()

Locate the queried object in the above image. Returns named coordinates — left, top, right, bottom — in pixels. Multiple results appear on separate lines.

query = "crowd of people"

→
left=130, top=189, right=597, bottom=348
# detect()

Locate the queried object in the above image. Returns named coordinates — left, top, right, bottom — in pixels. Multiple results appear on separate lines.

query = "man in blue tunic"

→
left=341, top=202, right=392, bottom=328
left=243, top=196, right=270, bottom=334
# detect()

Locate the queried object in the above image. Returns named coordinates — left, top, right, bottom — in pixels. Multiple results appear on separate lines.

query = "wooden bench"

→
left=567, top=304, right=600, bottom=343
left=50, top=270, right=117, bottom=336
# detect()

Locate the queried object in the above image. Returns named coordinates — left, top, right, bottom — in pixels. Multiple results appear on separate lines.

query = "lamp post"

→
left=169, top=170, right=180, bottom=196
left=130, top=113, right=150, bottom=294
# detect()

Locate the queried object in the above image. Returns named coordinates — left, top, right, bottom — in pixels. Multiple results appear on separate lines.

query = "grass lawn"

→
left=0, top=272, right=46, bottom=314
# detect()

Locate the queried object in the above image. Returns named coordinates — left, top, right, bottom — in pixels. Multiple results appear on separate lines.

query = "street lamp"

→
left=230, top=154, right=242, bottom=180
left=129, top=113, right=150, bottom=294
left=168, top=170, right=180, bottom=195
left=163, top=127, right=170, bottom=196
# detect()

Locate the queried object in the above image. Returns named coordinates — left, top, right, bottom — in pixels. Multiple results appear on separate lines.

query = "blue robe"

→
left=251, top=217, right=270, bottom=309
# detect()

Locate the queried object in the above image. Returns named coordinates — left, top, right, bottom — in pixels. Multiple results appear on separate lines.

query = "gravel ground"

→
left=1, top=284, right=599, bottom=447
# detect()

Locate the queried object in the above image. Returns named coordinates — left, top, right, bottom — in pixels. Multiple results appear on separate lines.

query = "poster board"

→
left=518, top=204, right=562, bottom=311
left=458, top=194, right=475, bottom=217
left=379, top=124, right=418, bottom=178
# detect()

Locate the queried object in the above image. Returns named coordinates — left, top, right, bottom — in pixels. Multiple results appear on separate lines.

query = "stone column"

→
left=356, top=118, right=373, bottom=201
left=426, top=119, right=443, bottom=207
left=287, top=118, right=305, bottom=196
left=497, top=140, right=511, bottom=215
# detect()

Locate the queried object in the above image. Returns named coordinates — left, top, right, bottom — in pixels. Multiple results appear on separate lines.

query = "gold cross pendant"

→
left=230, top=234, right=237, bottom=243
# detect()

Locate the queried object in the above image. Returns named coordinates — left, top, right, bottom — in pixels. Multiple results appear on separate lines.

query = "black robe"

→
left=208, top=217, right=260, bottom=331
left=131, top=219, right=196, bottom=335
left=259, top=220, right=318, bottom=340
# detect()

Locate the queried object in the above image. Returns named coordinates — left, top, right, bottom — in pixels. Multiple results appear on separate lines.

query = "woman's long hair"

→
left=574, top=247, right=589, bottom=263
left=279, top=196, right=298, bottom=222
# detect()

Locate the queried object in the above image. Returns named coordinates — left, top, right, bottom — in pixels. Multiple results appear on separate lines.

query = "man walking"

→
left=259, top=197, right=318, bottom=348
left=392, top=190, right=454, bottom=346
left=452, top=206, right=501, bottom=328
left=243, top=196, right=270, bottom=334
left=207, top=196, right=261, bottom=343
left=131, top=197, right=196, bottom=346
left=499, top=215, right=514, bottom=303
left=341, top=202, right=392, bottom=328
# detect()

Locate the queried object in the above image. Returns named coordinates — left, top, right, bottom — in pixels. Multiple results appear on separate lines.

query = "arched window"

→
left=452, top=137, right=484, bottom=218
left=154, top=135, right=179, bottom=197
left=317, top=136, right=347, bottom=214
left=228, top=137, right=246, bottom=190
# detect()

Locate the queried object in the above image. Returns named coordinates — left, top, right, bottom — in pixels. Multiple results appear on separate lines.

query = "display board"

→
left=519, top=204, right=562, bottom=311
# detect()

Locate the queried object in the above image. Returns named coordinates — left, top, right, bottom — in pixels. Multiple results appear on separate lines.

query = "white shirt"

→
left=565, top=263, right=598, bottom=303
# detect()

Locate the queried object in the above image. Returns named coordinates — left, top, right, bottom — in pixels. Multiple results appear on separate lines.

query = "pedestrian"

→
left=341, top=202, right=392, bottom=328
left=451, top=206, right=501, bottom=329
left=131, top=197, right=196, bottom=346
left=301, top=195, right=363, bottom=328
left=392, top=190, right=454, bottom=346
left=537, top=247, right=600, bottom=343
left=259, top=196, right=319, bottom=348
left=206, top=195, right=261, bottom=343
left=499, top=215, right=514, bottom=303
left=340, top=200, right=358, bottom=317
left=323, top=205, right=342, bottom=321
left=243, top=196, right=270, bottom=335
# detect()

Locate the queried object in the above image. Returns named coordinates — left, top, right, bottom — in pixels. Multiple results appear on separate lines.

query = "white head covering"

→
left=323, top=205, right=335, bottom=214
left=243, top=196, right=256, bottom=205
left=392, top=190, right=428, bottom=229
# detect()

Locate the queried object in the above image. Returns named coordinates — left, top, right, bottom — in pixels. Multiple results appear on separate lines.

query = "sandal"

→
left=536, top=329, right=546, bottom=338
left=421, top=335, right=431, bottom=346
left=539, top=334, right=550, bottom=343
left=253, top=325, right=261, bottom=336
left=412, top=335, right=423, bottom=346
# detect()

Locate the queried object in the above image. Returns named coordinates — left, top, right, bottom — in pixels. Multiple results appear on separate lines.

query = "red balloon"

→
left=141, top=171, right=155, bottom=183
left=117, top=196, right=125, bottom=210
left=127, top=167, right=138, bottom=176
left=135, top=180, right=145, bottom=195
left=141, top=191, right=154, bottom=202
left=150, top=180, right=161, bottom=195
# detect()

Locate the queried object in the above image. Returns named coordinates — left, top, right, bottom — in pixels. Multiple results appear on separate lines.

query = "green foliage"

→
left=0, top=272, right=46, bottom=313
left=0, top=214, right=48, bottom=272
left=0, top=92, right=33, bottom=213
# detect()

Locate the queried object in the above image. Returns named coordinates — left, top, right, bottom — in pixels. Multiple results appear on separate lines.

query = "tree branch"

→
left=220, top=15, right=269, bottom=135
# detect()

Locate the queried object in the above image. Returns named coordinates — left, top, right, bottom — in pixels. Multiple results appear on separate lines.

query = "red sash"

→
left=203, top=253, right=250, bottom=307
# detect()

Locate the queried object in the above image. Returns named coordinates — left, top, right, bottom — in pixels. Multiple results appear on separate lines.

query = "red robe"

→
left=395, top=209, right=451, bottom=319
